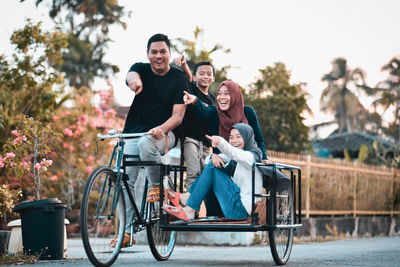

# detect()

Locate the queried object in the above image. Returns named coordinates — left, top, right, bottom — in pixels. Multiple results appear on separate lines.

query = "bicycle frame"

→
left=96, top=131, right=185, bottom=233
left=96, top=132, right=153, bottom=227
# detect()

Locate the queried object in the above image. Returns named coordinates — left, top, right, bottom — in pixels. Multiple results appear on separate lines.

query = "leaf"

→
left=358, top=145, right=368, bottom=163
left=344, top=149, right=352, bottom=162
left=372, top=140, right=378, bottom=150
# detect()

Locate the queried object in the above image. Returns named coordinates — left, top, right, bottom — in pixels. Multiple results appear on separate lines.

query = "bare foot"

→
left=182, top=205, right=196, bottom=220
left=180, top=192, right=190, bottom=206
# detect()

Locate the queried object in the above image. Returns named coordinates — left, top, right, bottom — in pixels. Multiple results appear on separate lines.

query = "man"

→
left=114, top=33, right=190, bottom=247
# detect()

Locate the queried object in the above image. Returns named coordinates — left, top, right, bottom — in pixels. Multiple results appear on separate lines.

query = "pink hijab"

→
left=217, top=80, right=248, bottom=140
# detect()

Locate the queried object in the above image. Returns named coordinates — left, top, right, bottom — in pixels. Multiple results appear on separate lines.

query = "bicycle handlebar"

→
left=97, top=130, right=153, bottom=140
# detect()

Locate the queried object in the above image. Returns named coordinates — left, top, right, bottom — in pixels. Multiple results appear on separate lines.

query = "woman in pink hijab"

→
left=184, top=80, right=267, bottom=166
left=184, top=80, right=269, bottom=216
left=183, top=80, right=270, bottom=216
left=216, top=80, right=248, bottom=140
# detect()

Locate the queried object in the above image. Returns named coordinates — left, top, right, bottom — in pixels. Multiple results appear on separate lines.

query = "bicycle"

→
left=80, top=130, right=302, bottom=266
left=80, top=131, right=183, bottom=267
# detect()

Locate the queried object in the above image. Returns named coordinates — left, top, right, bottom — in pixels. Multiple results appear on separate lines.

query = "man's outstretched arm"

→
left=151, top=104, right=186, bottom=139
left=126, top=71, right=143, bottom=94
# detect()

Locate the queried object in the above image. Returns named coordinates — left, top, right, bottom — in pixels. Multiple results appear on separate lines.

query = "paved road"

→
left=6, top=236, right=400, bottom=266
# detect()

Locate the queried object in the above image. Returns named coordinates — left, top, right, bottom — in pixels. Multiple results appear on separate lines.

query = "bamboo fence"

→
left=268, top=150, right=400, bottom=218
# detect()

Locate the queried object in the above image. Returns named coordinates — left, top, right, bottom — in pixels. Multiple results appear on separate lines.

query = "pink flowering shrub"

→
left=1, top=115, right=61, bottom=200
left=1, top=82, right=124, bottom=208
left=44, top=85, right=123, bottom=209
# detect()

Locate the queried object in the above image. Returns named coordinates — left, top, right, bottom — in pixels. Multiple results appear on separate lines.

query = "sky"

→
left=1, top=0, right=400, bottom=137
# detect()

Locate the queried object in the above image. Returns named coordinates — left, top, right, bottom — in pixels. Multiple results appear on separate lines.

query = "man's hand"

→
left=183, top=91, right=197, bottom=105
left=150, top=127, right=164, bottom=140
left=175, top=55, right=186, bottom=67
left=211, top=154, right=225, bottom=168
left=127, top=79, right=143, bottom=95
left=126, top=71, right=143, bottom=95
left=205, top=135, right=220, bottom=148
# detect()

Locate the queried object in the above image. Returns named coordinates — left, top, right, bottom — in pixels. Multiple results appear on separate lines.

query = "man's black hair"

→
left=192, top=61, right=215, bottom=76
left=147, top=33, right=170, bottom=51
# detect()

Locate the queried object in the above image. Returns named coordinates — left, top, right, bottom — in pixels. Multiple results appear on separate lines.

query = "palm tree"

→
left=367, top=56, right=400, bottom=140
left=320, top=57, right=367, bottom=133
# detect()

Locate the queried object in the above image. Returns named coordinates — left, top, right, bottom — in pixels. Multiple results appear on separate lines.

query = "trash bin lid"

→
left=13, top=198, right=62, bottom=212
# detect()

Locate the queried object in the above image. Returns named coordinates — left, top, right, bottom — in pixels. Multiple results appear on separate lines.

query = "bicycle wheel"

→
left=146, top=200, right=176, bottom=260
left=269, top=186, right=294, bottom=265
left=81, top=166, right=126, bottom=267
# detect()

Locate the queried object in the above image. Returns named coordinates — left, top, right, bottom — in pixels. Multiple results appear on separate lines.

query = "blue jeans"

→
left=186, top=163, right=249, bottom=219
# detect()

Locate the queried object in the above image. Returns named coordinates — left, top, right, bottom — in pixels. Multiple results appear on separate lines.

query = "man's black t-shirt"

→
left=183, top=82, right=216, bottom=147
left=123, top=63, right=190, bottom=133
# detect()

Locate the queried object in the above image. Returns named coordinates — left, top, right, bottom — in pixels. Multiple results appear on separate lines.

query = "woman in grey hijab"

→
left=232, top=123, right=263, bottom=162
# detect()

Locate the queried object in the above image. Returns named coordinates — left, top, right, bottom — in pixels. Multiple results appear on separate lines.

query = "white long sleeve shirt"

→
left=205, top=138, right=263, bottom=214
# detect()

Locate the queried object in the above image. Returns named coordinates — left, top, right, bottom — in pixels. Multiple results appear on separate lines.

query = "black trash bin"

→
left=13, top=198, right=66, bottom=260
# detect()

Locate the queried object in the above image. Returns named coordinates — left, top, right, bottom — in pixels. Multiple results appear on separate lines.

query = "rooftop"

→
left=313, top=132, right=394, bottom=158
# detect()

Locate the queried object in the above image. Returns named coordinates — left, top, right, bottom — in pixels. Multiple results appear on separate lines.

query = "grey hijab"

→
left=231, top=123, right=263, bottom=162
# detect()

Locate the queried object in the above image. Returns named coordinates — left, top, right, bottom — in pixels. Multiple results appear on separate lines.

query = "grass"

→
left=0, top=251, right=39, bottom=266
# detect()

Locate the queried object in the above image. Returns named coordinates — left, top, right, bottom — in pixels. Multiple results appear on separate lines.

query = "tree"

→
left=33, top=0, right=128, bottom=33
left=61, top=32, right=120, bottom=88
left=364, top=56, right=400, bottom=141
left=320, top=57, right=368, bottom=133
left=23, top=0, right=129, bottom=88
left=171, top=27, right=231, bottom=93
left=0, top=20, right=68, bottom=149
left=246, top=63, right=311, bottom=154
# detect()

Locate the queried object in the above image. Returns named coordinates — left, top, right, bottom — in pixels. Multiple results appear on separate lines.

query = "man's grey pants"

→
left=122, top=132, right=176, bottom=232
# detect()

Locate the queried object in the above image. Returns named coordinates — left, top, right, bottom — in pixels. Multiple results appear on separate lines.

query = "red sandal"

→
left=162, top=204, right=190, bottom=222
left=165, top=188, right=180, bottom=208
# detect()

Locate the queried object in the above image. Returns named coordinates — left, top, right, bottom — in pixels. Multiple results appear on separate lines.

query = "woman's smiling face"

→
left=229, top=128, right=244, bottom=149
left=216, top=85, right=230, bottom=111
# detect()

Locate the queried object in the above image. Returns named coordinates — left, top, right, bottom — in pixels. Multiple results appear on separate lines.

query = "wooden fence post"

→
left=353, top=163, right=357, bottom=218
left=305, top=155, right=311, bottom=219
left=391, top=171, right=397, bottom=217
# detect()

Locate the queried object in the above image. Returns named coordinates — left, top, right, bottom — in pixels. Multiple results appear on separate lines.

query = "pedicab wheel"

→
left=268, top=186, right=294, bottom=265
left=81, top=166, right=126, bottom=267
left=146, top=200, right=176, bottom=260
